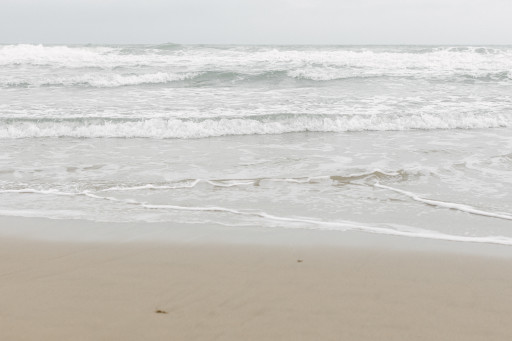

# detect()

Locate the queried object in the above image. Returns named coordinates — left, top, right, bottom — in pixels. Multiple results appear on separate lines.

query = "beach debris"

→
left=155, top=309, right=168, bottom=314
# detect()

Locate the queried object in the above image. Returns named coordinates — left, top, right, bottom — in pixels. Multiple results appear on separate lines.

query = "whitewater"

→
left=1, top=44, right=511, bottom=245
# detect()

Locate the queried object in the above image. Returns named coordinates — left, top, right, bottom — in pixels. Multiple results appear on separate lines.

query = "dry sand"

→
left=1, top=232, right=512, bottom=341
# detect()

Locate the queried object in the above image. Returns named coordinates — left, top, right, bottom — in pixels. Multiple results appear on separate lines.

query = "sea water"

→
left=1, top=44, right=511, bottom=244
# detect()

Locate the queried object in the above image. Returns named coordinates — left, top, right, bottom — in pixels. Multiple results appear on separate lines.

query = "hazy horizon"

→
left=3, top=42, right=512, bottom=46
left=1, top=0, right=511, bottom=45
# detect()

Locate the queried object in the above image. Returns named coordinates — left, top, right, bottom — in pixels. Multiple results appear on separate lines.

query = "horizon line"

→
left=2, top=42, right=512, bottom=46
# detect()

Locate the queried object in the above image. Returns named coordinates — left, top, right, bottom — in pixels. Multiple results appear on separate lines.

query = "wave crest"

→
left=1, top=112, right=511, bottom=139
left=4, top=72, right=198, bottom=88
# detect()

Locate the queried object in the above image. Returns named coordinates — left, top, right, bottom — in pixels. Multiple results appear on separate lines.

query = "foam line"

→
left=0, top=188, right=76, bottom=196
left=375, top=183, right=512, bottom=221
left=2, top=187, right=512, bottom=246
left=99, top=180, right=202, bottom=192
left=204, top=180, right=255, bottom=187
left=55, top=192, right=512, bottom=246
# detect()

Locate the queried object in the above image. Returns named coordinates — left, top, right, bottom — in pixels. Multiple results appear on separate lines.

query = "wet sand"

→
left=1, top=219, right=512, bottom=340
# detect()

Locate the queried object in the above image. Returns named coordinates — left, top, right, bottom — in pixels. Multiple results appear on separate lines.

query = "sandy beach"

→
left=1, top=218, right=512, bottom=340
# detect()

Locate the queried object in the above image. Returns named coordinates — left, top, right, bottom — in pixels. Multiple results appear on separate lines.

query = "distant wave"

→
left=2, top=44, right=512, bottom=84
left=2, top=71, right=266, bottom=88
left=1, top=112, right=511, bottom=138
left=0, top=44, right=152, bottom=67
left=3, top=72, right=199, bottom=88
left=3, top=69, right=512, bottom=88
left=0, top=44, right=120, bottom=67
left=143, top=43, right=184, bottom=50
left=287, top=68, right=512, bottom=82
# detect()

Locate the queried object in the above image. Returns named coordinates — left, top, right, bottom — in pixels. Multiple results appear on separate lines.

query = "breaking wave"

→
left=1, top=112, right=511, bottom=139
left=2, top=44, right=512, bottom=84
left=4, top=70, right=512, bottom=89
left=3, top=72, right=199, bottom=88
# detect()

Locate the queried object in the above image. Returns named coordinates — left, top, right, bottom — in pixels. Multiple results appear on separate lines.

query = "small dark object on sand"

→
left=155, top=309, right=168, bottom=314
left=297, top=259, right=303, bottom=263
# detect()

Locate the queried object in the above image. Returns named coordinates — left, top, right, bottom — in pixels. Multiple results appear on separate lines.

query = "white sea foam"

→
left=2, top=72, right=198, bottom=88
left=0, top=44, right=157, bottom=67
left=0, top=188, right=77, bottom=196
left=1, top=113, right=511, bottom=139
left=287, top=65, right=512, bottom=81
left=375, top=183, right=512, bottom=220
left=57, top=72, right=195, bottom=87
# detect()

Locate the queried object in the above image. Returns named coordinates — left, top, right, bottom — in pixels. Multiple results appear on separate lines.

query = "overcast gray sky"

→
left=1, top=0, right=511, bottom=45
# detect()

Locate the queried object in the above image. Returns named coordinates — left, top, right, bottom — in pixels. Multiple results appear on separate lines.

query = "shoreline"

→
left=1, top=217, right=512, bottom=339
left=1, top=232, right=512, bottom=339
left=1, top=215, right=512, bottom=258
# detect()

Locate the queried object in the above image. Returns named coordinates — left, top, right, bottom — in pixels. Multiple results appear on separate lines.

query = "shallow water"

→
left=1, top=44, right=511, bottom=245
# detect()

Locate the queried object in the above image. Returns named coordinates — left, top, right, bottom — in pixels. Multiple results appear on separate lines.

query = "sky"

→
left=1, top=0, right=511, bottom=45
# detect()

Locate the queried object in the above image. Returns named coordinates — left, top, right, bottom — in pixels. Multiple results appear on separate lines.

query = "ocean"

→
left=1, top=44, right=511, bottom=245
